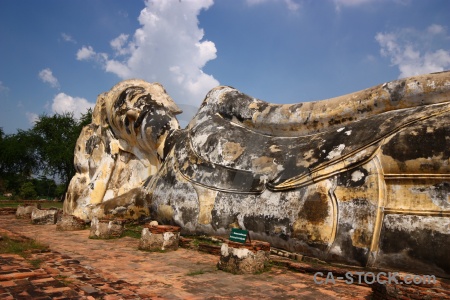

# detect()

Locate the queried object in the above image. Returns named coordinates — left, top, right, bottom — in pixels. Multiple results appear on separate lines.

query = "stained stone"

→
left=64, top=71, right=450, bottom=277
left=16, top=205, right=39, bottom=219
left=56, top=215, right=87, bottom=231
left=217, top=243, right=270, bottom=274
left=31, top=208, right=59, bottom=225
left=138, top=225, right=180, bottom=251
left=89, top=217, right=124, bottom=239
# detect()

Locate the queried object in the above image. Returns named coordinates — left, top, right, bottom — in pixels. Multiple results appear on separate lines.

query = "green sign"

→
left=229, top=228, right=251, bottom=244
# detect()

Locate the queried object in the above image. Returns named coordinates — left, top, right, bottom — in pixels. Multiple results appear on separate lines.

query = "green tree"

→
left=0, top=129, right=39, bottom=195
left=0, top=129, right=39, bottom=177
left=32, top=110, right=92, bottom=192
left=19, top=181, right=37, bottom=200
left=32, top=176, right=57, bottom=198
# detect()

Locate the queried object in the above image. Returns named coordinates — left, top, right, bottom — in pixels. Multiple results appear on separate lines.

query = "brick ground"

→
left=0, top=214, right=426, bottom=299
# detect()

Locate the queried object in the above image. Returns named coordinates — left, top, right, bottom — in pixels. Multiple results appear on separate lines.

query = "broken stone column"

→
left=31, top=208, right=60, bottom=225
left=16, top=204, right=40, bottom=219
left=56, top=214, right=87, bottom=231
left=89, top=217, right=125, bottom=239
left=217, top=240, right=271, bottom=274
left=138, top=224, right=181, bottom=251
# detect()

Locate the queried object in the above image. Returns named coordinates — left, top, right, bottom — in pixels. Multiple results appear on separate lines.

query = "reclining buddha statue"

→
left=64, top=71, right=450, bottom=277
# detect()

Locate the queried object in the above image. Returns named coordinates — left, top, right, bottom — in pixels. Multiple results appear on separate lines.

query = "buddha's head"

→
left=104, top=79, right=182, bottom=159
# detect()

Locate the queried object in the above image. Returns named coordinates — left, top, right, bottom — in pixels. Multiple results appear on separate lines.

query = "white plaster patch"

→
left=337, top=127, right=345, bottom=132
left=326, top=144, right=345, bottom=160
left=330, top=245, right=342, bottom=255
left=163, top=231, right=175, bottom=241
left=231, top=247, right=251, bottom=259
left=221, top=243, right=229, bottom=256
left=426, top=80, right=436, bottom=89
left=407, top=81, right=423, bottom=94
left=345, top=130, right=352, bottom=136
left=351, top=170, right=364, bottom=182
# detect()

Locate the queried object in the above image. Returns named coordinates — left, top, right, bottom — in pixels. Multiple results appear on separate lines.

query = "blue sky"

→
left=1, top=0, right=449, bottom=133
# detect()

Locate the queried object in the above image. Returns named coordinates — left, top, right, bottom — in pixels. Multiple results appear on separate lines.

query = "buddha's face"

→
left=105, top=80, right=181, bottom=157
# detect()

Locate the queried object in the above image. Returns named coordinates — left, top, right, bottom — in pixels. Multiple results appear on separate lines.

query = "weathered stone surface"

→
left=89, top=217, right=124, bottom=239
left=65, top=71, right=450, bottom=277
left=217, top=243, right=270, bottom=274
left=56, top=214, right=87, bottom=231
left=31, top=208, right=59, bottom=225
left=138, top=226, right=180, bottom=251
left=16, top=204, right=39, bottom=219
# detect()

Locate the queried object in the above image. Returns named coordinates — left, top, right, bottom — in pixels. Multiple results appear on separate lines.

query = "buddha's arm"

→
left=194, top=71, right=450, bottom=137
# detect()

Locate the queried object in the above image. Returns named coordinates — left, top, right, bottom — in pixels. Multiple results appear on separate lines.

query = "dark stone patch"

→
left=384, top=80, right=406, bottom=102
left=328, top=116, right=354, bottom=126
left=379, top=215, right=450, bottom=274
left=179, top=207, right=199, bottom=227
left=219, top=90, right=255, bottom=123
left=382, top=125, right=450, bottom=162
left=298, top=191, right=329, bottom=224
left=337, top=167, right=368, bottom=188
left=328, top=223, right=369, bottom=266
left=85, top=135, right=101, bottom=155
left=211, top=209, right=239, bottom=231
left=243, top=215, right=291, bottom=240
left=413, top=181, right=450, bottom=208
left=328, top=198, right=376, bottom=266
left=357, top=105, right=373, bottom=114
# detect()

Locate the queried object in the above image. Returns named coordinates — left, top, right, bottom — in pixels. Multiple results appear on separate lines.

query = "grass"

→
left=0, top=200, right=64, bottom=209
left=0, top=235, right=49, bottom=269
left=122, top=224, right=143, bottom=239
left=185, top=235, right=222, bottom=247
left=55, top=275, right=73, bottom=286
left=29, top=258, right=43, bottom=268
left=186, top=269, right=205, bottom=276
left=0, top=235, right=49, bottom=257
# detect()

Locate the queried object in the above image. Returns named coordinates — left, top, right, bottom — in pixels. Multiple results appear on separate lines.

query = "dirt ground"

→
left=0, top=214, right=375, bottom=299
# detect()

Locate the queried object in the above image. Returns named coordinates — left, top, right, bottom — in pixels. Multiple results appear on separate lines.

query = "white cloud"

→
left=76, top=46, right=96, bottom=61
left=77, top=0, right=220, bottom=108
left=333, top=0, right=373, bottom=7
left=428, top=24, right=445, bottom=35
left=26, top=112, right=39, bottom=125
left=38, top=68, right=60, bottom=89
left=246, top=0, right=301, bottom=11
left=0, top=81, right=9, bottom=93
left=61, top=33, right=76, bottom=43
left=110, top=34, right=134, bottom=56
left=333, top=0, right=409, bottom=11
left=376, top=25, right=450, bottom=78
left=51, top=93, right=94, bottom=119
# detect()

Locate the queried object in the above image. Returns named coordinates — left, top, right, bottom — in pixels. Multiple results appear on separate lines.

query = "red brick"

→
left=0, top=281, right=15, bottom=288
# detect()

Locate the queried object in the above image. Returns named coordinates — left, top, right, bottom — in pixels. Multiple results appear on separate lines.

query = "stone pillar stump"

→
left=218, top=240, right=271, bottom=274
left=138, top=225, right=181, bottom=251
left=56, top=214, right=87, bottom=231
left=16, top=204, right=40, bottom=219
left=89, top=217, right=125, bottom=239
left=31, top=208, right=60, bottom=225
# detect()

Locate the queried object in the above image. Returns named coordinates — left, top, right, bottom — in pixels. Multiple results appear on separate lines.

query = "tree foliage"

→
left=0, top=108, right=92, bottom=199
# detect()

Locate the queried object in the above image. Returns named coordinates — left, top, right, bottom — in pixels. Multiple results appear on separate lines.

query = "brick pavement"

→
left=1, top=215, right=374, bottom=299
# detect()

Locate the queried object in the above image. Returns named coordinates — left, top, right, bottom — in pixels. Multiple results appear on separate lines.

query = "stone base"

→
left=16, top=204, right=40, bottom=219
left=89, top=217, right=125, bottom=239
left=56, top=214, right=87, bottom=231
left=31, top=208, right=60, bottom=225
left=138, top=225, right=180, bottom=251
left=218, top=241, right=271, bottom=274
